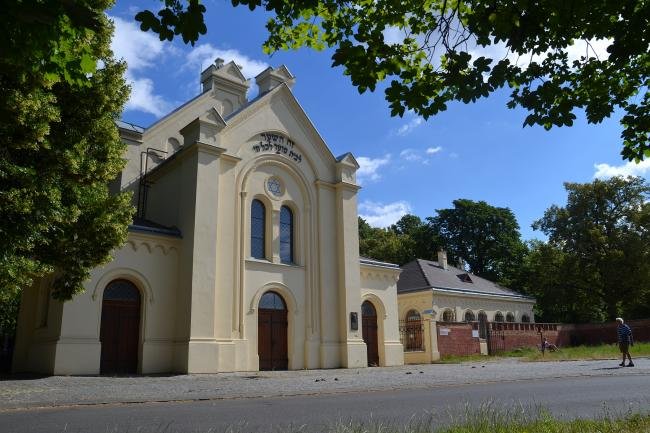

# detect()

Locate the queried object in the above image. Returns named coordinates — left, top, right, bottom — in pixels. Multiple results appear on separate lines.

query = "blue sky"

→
left=109, top=1, right=649, bottom=240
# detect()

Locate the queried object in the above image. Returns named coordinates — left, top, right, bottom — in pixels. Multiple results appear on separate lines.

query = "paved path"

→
left=1, top=357, right=648, bottom=411
left=1, top=375, right=649, bottom=433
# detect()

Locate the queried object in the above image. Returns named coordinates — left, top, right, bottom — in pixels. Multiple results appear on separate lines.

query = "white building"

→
left=13, top=60, right=404, bottom=375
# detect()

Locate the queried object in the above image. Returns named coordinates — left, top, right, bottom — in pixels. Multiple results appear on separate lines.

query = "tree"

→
left=516, top=241, right=606, bottom=323
left=428, top=199, right=526, bottom=285
left=390, top=214, right=439, bottom=261
left=359, top=217, right=419, bottom=265
left=1, top=1, right=133, bottom=302
left=136, top=1, right=649, bottom=161
left=533, top=176, right=650, bottom=321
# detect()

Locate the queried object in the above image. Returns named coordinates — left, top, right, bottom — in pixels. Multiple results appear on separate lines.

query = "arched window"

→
left=403, top=310, right=423, bottom=352
left=280, top=206, right=294, bottom=263
left=362, top=301, right=377, bottom=317
left=506, top=312, right=515, bottom=322
left=478, top=311, right=488, bottom=339
left=251, top=199, right=266, bottom=259
left=494, top=312, right=504, bottom=322
left=521, top=314, right=531, bottom=323
left=259, top=291, right=286, bottom=310
left=442, top=309, right=454, bottom=322
left=406, top=310, right=421, bottom=322
left=464, top=310, right=476, bottom=322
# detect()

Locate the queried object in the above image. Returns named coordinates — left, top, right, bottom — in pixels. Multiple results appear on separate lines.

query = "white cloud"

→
left=125, top=76, right=172, bottom=117
left=111, top=16, right=165, bottom=70
left=399, top=148, right=431, bottom=164
left=357, top=154, right=391, bottom=183
left=186, top=44, right=269, bottom=78
left=397, top=116, right=423, bottom=136
left=426, top=146, right=442, bottom=154
left=110, top=16, right=171, bottom=116
left=470, top=38, right=611, bottom=69
left=359, top=201, right=412, bottom=228
left=594, top=159, right=650, bottom=179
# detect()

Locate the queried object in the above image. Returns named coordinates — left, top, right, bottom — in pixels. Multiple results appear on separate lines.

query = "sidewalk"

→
left=1, top=358, right=647, bottom=411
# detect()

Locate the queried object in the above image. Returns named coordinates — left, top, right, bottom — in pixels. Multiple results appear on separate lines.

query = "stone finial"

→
left=255, top=65, right=296, bottom=95
left=437, top=250, right=448, bottom=270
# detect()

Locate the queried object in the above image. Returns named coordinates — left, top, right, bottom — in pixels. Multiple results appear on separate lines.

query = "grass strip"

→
left=436, top=342, right=650, bottom=363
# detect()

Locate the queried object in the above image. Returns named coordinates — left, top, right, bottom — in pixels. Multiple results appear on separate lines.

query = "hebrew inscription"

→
left=252, top=132, right=302, bottom=163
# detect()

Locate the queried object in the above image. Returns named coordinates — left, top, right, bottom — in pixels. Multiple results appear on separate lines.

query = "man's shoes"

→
left=626, top=362, right=635, bottom=367
left=619, top=362, right=625, bottom=366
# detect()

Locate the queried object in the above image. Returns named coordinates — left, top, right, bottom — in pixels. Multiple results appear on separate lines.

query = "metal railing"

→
left=399, top=320, right=425, bottom=352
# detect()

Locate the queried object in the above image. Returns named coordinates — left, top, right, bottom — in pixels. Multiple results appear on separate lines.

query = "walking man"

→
left=616, top=317, right=634, bottom=367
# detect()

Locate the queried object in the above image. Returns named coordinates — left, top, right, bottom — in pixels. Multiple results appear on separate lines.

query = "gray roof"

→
left=359, top=256, right=400, bottom=269
left=116, top=120, right=145, bottom=134
left=129, top=217, right=182, bottom=238
left=397, top=259, right=534, bottom=300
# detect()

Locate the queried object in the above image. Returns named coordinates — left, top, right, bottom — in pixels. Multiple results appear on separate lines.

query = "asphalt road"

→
left=2, top=374, right=649, bottom=433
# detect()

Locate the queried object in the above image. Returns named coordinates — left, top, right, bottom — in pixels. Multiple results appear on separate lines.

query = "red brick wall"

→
left=437, top=322, right=481, bottom=357
left=489, top=323, right=560, bottom=352
left=434, top=319, right=650, bottom=358
left=557, top=319, right=650, bottom=346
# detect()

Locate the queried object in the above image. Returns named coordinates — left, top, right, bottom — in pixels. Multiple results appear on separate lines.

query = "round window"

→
left=267, top=177, right=283, bottom=197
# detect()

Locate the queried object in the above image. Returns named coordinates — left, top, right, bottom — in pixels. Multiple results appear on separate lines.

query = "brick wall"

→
left=488, top=323, right=560, bottom=352
left=557, top=319, right=650, bottom=346
left=436, top=322, right=481, bottom=357
left=432, top=319, right=650, bottom=360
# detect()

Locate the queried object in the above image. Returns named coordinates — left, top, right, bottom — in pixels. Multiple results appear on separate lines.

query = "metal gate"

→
left=487, top=323, right=505, bottom=355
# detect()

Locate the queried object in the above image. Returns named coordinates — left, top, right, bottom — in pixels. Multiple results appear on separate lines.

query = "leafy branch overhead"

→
left=137, top=0, right=649, bottom=161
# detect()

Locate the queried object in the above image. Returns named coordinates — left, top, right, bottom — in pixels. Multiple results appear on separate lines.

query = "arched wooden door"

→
left=258, top=291, right=288, bottom=371
left=100, top=279, right=141, bottom=374
left=361, top=301, right=379, bottom=367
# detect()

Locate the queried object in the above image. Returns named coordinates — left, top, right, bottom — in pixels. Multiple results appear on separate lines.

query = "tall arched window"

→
left=251, top=199, right=266, bottom=259
left=478, top=311, right=488, bottom=339
left=403, top=310, right=423, bottom=352
left=280, top=206, right=294, bottom=263
left=521, top=314, right=531, bottom=323
left=464, top=310, right=476, bottom=322
left=442, top=309, right=454, bottom=322
left=506, top=312, right=515, bottom=323
left=494, top=312, right=504, bottom=322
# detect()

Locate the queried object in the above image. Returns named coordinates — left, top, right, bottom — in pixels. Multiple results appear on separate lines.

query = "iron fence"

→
left=399, top=320, right=425, bottom=352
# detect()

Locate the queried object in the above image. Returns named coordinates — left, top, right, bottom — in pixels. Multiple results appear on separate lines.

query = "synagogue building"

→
left=13, top=60, right=405, bottom=375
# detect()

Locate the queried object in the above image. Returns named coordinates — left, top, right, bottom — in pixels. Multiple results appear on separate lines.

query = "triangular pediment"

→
left=216, top=61, right=248, bottom=84
left=202, top=106, right=227, bottom=128
left=225, top=83, right=339, bottom=169
left=274, top=65, right=294, bottom=81
left=336, top=152, right=360, bottom=169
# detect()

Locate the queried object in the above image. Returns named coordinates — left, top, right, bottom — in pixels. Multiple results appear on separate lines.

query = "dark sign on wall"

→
left=252, top=132, right=302, bottom=163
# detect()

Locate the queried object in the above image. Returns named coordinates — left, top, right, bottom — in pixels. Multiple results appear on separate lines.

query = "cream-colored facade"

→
left=397, top=255, right=536, bottom=363
left=13, top=60, right=404, bottom=375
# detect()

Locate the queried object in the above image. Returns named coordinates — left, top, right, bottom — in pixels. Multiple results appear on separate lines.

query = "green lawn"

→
left=435, top=342, right=650, bottom=363
left=326, top=412, right=650, bottom=433
left=503, top=342, right=650, bottom=362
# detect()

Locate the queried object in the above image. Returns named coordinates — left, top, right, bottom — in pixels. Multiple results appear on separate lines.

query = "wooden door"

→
left=100, top=280, right=141, bottom=375
left=362, top=301, right=379, bottom=366
left=258, top=292, right=288, bottom=371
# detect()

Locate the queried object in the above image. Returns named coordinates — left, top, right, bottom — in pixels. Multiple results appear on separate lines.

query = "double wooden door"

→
left=100, top=280, right=141, bottom=375
left=362, top=301, right=379, bottom=367
left=258, top=292, right=288, bottom=371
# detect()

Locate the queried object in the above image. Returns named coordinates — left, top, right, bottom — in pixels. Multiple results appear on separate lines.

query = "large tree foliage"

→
left=137, top=0, right=649, bottom=161
left=527, top=176, right=650, bottom=322
left=515, top=241, right=605, bottom=323
left=358, top=203, right=525, bottom=288
left=359, top=217, right=420, bottom=266
left=1, top=1, right=133, bottom=302
left=428, top=199, right=526, bottom=285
